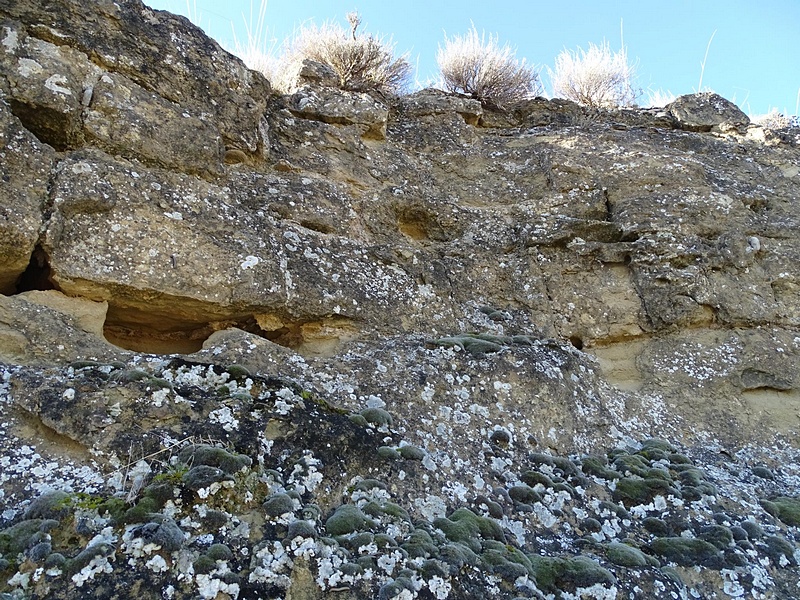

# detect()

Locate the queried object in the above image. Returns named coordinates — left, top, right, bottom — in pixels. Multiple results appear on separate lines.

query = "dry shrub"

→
left=752, top=109, right=798, bottom=130
left=550, top=41, right=639, bottom=108
left=437, top=25, right=541, bottom=109
left=267, top=13, right=411, bottom=95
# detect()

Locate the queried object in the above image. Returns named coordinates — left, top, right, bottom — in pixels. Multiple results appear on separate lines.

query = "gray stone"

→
left=667, top=92, right=750, bottom=133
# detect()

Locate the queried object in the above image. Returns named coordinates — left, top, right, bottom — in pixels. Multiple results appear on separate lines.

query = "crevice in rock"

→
left=102, top=304, right=358, bottom=357
left=14, top=244, right=57, bottom=294
left=103, top=322, right=213, bottom=354
left=603, top=188, right=613, bottom=222
left=103, top=310, right=272, bottom=355
left=7, top=99, right=76, bottom=152
left=395, top=206, right=453, bottom=243
left=299, top=219, right=336, bottom=235
left=740, top=368, right=794, bottom=392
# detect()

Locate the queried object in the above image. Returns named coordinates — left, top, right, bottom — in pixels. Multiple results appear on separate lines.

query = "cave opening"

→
left=569, top=335, right=584, bottom=350
left=15, top=245, right=57, bottom=294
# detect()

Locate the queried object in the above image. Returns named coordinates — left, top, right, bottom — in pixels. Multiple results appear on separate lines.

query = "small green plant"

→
left=550, top=40, right=639, bottom=108
left=437, top=24, right=541, bottom=108
left=152, top=464, right=188, bottom=485
left=359, top=407, right=393, bottom=428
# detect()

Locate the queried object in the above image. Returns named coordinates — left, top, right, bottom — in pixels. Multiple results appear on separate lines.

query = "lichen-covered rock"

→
left=289, top=85, right=390, bottom=140
left=0, top=26, right=99, bottom=150
left=0, top=0, right=271, bottom=156
left=0, top=0, right=799, bottom=599
left=0, top=100, right=52, bottom=294
left=667, top=92, right=750, bottom=132
left=83, top=71, right=224, bottom=177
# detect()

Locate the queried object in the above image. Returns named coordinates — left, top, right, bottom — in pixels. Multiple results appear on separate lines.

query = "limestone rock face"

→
left=0, top=0, right=270, bottom=160
left=289, top=85, right=390, bottom=140
left=667, top=91, right=750, bottom=132
left=1, top=1, right=800, bottom=599
left=0, top=100, right=53, bottom=293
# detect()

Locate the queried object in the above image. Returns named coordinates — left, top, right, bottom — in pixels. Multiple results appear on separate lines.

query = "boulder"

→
left=666, top=92, right=750, bottom=133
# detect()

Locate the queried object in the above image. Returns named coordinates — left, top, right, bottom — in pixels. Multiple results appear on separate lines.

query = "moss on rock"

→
left=23, top=491, right=72, bottom=521
left=397, top=445, right=425, bottom=460
left=325, top=504, right=372, bottom=536
left=582, top=456, right=621, bottom=480
left=562, top=555, right=616, bottom=588
left=177, top=444, right=252, bottom=474
left=377, top=445, right=401, bottom=460
left=613, top=476, right=680, bottom=507
left=0, top=520, right=47, bottom=558
left=359, top=407, right=393, bottom=428
left=433, top=507, right=504, bottom=554
left=761, top=496, right=800, bottom=526
left=402, top=528, right=439, bottom=559
left=763, top=535, right=797, bottom=566
left=182, top=465, right=230, bottom=491
left=651, top=537, right=720, bottom=567
left=508, top=484, right=542, bottom=505
left=263, top=492, right=296, bottom=518
left=205, top=543, right=234, bottom=561
left=287, top=520, right=317, bottom=540
left=612, top=453, right=652, bottom=477
left=605, top=541, right=652, bottom=568
left=698, top=524, right=733, bottom=550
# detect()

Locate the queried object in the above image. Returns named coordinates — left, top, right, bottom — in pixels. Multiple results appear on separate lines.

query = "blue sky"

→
left=145, top=0, right=799, bottom=116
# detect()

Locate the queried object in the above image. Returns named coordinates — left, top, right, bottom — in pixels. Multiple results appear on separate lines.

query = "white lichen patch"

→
left=272, top=387, right=301, bottom=415
left=249, top=540, right=293, bottom=588
left=145, top=554, right=169, bottom=573
left=1, top=26, right=19, bottom=52
left=16, top=57, right=43, bottom=77
left=286, top=452, right=323, bottom=495
left=72, top=555, right=113, bottom=587
left=44, top=73, right=72, bottom=95
left=562, top=583, right=618, bottom=600
left=651, top=338, right=742, bottom=382
left=196, top=573, right=240, bottom=599
left=209, top=406, right=239, bottom=432
left=240, top=255, right=260, bottom=269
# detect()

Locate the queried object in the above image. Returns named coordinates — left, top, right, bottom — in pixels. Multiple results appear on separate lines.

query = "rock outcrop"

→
left=1, top=1, right=799, bottom=598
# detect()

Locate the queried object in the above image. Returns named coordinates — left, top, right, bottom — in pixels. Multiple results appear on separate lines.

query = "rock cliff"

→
left=1, top=1, right=799, bottom=599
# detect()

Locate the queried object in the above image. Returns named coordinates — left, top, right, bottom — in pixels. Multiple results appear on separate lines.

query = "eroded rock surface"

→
left=1, top=0, right=799, bottom=598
